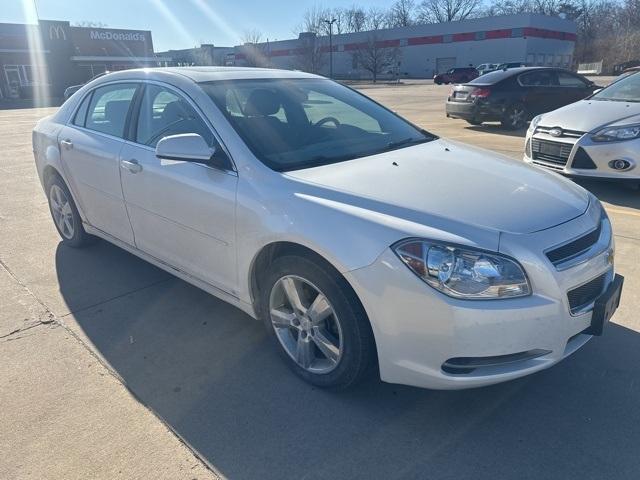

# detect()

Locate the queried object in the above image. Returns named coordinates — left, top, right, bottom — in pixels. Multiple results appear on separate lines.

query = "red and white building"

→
left=233, top=13, right=577, bottom=79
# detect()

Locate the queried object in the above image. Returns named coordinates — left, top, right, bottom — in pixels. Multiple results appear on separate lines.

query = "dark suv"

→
left=434, top=67, right=479, bottom=85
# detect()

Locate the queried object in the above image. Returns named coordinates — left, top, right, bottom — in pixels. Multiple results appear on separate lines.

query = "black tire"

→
left=259, top=255, right=377, bottom=389
left=466, top=118, right=483, bottom=126
left=45, top=174, right=97, bottom=248
left=501, top=103, right=527, bottom=130
left=435, top=79, right=442, bottom=85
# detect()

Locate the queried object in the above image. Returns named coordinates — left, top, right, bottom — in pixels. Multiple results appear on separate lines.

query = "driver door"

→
left=119, top=82, right=238, bottom=294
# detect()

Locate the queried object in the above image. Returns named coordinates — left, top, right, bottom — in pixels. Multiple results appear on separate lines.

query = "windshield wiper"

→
left=385, top=137, right=430, bottom=150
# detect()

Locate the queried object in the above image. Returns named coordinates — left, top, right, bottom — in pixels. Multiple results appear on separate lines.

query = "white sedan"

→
left=525, top=70, right=640, bottom=183
left=33, top=67, right=623, bottom=390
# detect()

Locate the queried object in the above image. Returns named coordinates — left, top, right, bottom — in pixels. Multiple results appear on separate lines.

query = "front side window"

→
left=200, top=78, right=433, bottom=171
left=136, top=84, right=214, bottom=147
left=593, top=71, right=640, bottom=102
left=85, top=83, right=137, bottom=138
left=557, top=71, right=587, bottom=87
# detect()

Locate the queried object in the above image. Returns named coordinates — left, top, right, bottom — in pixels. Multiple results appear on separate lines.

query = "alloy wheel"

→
left=269, top=275, right=343, bottom=374
left=508, top=105, right=525, bottom=128
left=49, top=184, right=74, bottom=239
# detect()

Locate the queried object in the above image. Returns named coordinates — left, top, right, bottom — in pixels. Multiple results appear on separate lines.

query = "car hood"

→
left=538, top=99, right=640, bottom=132
left=285, top=139, right=589, bottom=236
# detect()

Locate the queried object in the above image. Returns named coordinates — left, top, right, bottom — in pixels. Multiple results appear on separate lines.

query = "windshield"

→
left=593, top=71, right=640, bottom=102
left=200, top=78, right=433, bottom=171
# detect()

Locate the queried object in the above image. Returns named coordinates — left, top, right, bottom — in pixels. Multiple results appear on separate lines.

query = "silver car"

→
left=524, top=70, right=640, bottom=183
left=33, top=67, right=623, bottom=390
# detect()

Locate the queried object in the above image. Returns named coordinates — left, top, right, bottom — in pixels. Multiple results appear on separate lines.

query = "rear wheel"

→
left=501, top=103, right=527, bottom=130
left=45, top=175, right=96, bottom=248
left=260, top=255, right=376, bottom=389
left=466, top=118, right=483, bottom=126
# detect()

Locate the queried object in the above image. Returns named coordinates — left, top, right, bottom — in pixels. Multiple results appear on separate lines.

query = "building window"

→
left=546, top=54, right=554, bottom=65
left=400, top=38, right=408, bottom=47
left=537, top=54, right=545, bottom=66
left=526, top=54, right=535, bottom=65
left=511, top=28, right=523, bottom=38
left=443, top=34, right=452, bottom=43
left=564, top=55, right=572, bottom=67
left=475, top=31, right=486, bottom=40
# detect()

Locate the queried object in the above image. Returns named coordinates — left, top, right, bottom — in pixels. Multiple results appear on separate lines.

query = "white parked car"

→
left=525, top=70, right=640, bottom=183
left=33, top=68, right=623, bottom=390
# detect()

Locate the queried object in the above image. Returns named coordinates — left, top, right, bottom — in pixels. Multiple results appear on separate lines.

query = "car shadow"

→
left=55, top=243, right=640, bottom=480
left=464, top=124, right=528, bottom=138
left=573, top=178, right=640, bottom=210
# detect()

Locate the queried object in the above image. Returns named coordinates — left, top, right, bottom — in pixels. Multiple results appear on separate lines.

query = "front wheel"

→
left=260, top=256, right=376, bottom=389
left=501, top=103, right=527, bottom=130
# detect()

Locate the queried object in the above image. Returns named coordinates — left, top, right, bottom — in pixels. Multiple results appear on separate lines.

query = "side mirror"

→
left=156, top=133, right=229, bottom=170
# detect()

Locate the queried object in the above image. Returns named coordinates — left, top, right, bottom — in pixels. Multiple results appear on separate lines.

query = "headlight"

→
left=528, top=115, right=543, bottom=132
left=591, top=124, right=640, bottom=142
left=393, top=240, right=531, bottom=299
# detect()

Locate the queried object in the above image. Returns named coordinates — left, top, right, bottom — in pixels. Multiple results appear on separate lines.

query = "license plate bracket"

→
left=584, top=274, right=624, bottom=336
left=539, top=142, right=562, bottom=157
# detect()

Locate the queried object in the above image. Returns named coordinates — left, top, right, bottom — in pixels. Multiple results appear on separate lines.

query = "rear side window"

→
left=72, top=93, right=91, bottom=127
left=85, top=83, right=137, bottom=138
left=135, top=84, right=214, bottom=147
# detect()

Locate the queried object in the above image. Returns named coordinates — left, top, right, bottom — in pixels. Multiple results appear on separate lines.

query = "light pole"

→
left=323, top=18, right=337, bottom=78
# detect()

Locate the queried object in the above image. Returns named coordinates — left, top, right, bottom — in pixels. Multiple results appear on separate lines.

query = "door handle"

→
left=60, top=139, right=73, bottom=150
left=120, top=158, right=143, bottom=174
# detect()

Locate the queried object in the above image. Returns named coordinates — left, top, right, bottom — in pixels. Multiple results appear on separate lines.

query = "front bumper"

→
left=344, top=203, right=615, bottom=390
left=524, top=127, right=640, bottom=181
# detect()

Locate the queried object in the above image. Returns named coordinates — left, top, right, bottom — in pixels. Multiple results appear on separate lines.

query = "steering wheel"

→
left=314, top=116, right=341, bottom=128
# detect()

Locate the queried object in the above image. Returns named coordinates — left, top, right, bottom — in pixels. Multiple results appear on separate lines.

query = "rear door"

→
left=119, top=82, right=238, bottom=293
left=59, top=82, right=139, bottom=244
left=518, top=70, right=564, bottom=115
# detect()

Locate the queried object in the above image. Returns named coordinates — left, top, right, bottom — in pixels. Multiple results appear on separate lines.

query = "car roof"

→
left=470, top=66, right=562, bottom=84
left=90, top=66, right=323, bottom=84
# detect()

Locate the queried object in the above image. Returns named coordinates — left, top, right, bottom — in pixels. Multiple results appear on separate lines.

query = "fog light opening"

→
left=609, top=159, right=632, bottom=171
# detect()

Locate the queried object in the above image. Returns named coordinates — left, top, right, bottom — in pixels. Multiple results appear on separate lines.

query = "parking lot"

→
left=1, top=82, right=640, bottom=480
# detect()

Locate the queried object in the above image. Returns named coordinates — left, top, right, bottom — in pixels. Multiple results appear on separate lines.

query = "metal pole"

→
left=323, top=18, right=336, bottom=79
left=329, top=26, right=333, bottom=78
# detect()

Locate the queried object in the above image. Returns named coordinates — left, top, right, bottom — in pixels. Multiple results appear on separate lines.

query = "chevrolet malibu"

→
left=33, top=68, right=623, bottom=390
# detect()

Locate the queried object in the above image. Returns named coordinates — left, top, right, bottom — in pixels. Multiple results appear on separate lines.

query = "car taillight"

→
left=470, top=88, right=491, bottom=98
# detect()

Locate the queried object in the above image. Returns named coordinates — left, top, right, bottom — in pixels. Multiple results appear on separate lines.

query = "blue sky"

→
left=4, top=0, right=391, bottom=51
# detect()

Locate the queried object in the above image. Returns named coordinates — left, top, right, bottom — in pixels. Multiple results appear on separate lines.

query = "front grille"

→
left=546, top=222, right=602, bottom=266
left=531, top=139, right=573, bottom=166
left=568, top=273, right=607, bottom=314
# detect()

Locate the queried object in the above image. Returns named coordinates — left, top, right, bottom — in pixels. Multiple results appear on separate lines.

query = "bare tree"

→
left=301, top=5, right=330, bottom=34
left=293, top=33, right=327, bottom=74
left=417, top=0, right=482, bottom=23
left=386, top=0, right=416, bottom=27
left=345, top=6, right=367, bottom=32
left=351, top=33, right=402, bottom=83
left=71, top=20, right=108, bottom=27
left=365, top=7, right=388, bottom=30
left=240, top=29, right=268, bottom=67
